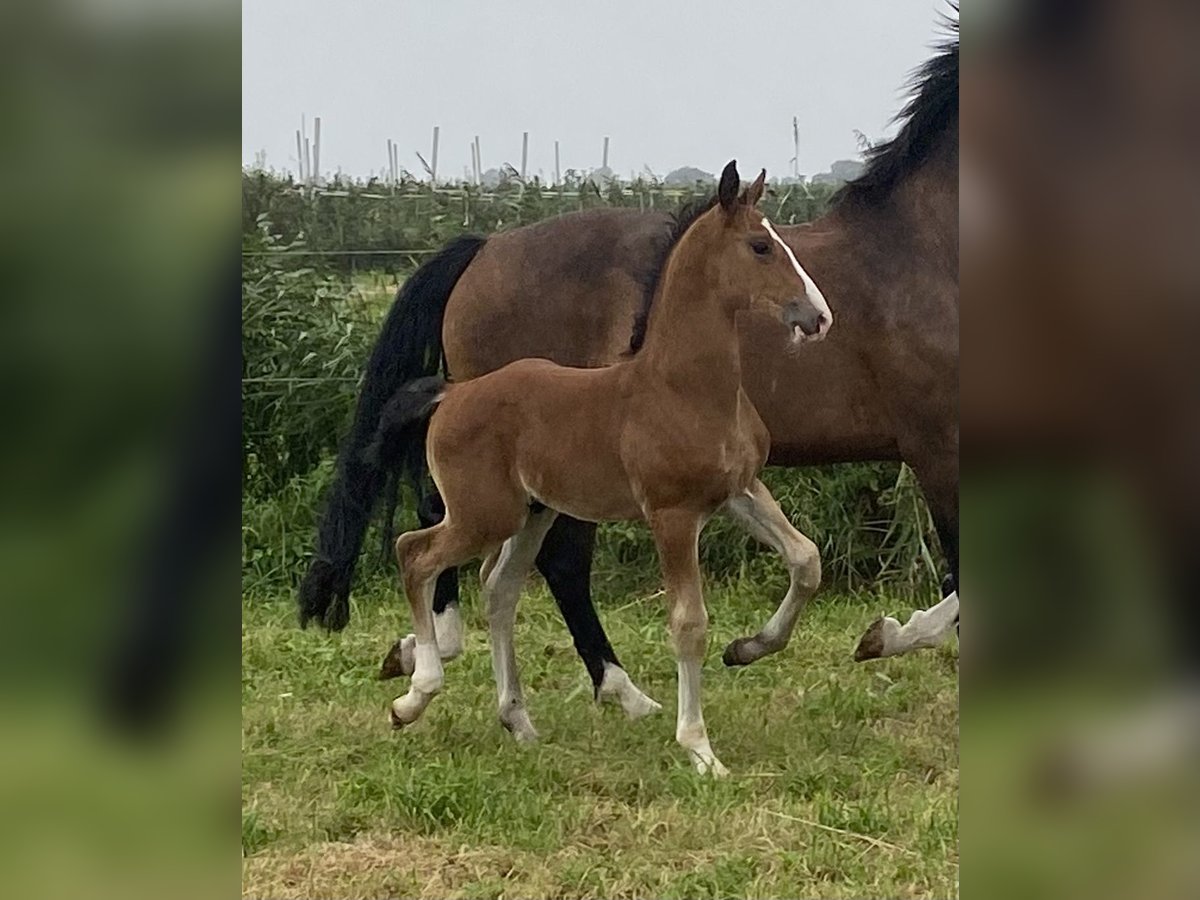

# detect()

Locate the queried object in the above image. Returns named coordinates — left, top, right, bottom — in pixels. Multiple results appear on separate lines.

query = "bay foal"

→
left=378, top=162, right=830, bottom=775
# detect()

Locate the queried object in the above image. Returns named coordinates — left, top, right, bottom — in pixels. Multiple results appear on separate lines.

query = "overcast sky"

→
left=243, top=1, right=949, bottom=181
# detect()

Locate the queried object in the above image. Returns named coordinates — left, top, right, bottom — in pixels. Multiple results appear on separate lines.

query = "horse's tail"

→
left=362, top=376, right=448, bottom=474
left=297, top=234, right=486, bottom=631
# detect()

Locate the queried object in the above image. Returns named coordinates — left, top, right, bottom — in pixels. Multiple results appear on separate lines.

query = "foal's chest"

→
left=631, top=390, right=769, bottom=508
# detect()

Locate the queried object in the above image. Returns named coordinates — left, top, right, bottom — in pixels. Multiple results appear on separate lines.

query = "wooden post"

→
left=554, top=140, right=561, bottom=186
left=431, top=125, right=440, bottom=184
left=602, top=136, right=609, bottom=170
left=520, top=131, right=528, bottom=180
left=793, top=116, right=800, bottom=180
left=295, top=130, right=304, bottom=182
left=313, top=117, right=321, bottom=185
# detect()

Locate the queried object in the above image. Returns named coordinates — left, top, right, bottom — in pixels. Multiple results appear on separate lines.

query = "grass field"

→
left=242, top=573, right=957, bottom=899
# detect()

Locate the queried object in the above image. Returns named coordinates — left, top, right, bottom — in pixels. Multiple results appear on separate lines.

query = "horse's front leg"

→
left=720, top=479, right=821, bottom=667
left=649, top=507, right=727, bottom=777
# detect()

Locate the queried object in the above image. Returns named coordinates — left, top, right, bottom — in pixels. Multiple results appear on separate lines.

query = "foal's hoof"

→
left=379, top=635, right=416, bottom=680
left=389, top=693, right=424, bottom=729
left=722, top=637, right=759, bottom=667
left=690, top=752, right=730, bottom=778
left=499, top=708, right=539, bottom=744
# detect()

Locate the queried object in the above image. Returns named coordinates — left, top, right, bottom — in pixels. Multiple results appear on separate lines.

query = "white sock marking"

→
left=878, top=590, right=960, bottom=656
left=598, top=663, right=662, bottom=719
left=433, top=605, right=464, bottom=659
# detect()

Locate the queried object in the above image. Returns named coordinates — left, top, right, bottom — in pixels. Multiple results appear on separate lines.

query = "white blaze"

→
left=761, top=216, right=833, bottom=330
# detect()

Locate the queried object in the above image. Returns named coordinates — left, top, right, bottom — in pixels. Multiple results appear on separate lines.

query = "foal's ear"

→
left=743, top=169, right=766, bottom=207
left=718, top=160, right=740, bottom=213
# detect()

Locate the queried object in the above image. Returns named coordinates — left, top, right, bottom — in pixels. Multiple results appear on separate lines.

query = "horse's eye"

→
left=750, top=240, right=771, bottom=256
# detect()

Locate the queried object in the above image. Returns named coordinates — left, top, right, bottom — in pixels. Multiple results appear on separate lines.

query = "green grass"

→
left=242, top=578, right=957, bottom=899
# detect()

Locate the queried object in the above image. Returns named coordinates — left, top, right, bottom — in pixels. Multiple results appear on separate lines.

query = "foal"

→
left=380, top=161, right=830, bottom=775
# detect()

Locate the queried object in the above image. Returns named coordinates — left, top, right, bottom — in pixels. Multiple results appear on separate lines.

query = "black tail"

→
left=297, top=234, right=486, bottom=631
left=362, top=376, right=447, bottom=474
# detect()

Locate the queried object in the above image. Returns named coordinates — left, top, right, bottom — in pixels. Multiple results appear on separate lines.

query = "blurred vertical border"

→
left=0, top=1, right=239, bottom=898
left=962, top=1, right=1199, bottom=898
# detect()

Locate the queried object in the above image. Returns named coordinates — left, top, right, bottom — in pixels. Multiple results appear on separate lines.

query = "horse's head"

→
left=705, top=159, right=832, bottom=343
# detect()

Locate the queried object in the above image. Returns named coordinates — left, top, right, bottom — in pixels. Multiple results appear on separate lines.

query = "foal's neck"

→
left=633, top=250, right=744, bottom=411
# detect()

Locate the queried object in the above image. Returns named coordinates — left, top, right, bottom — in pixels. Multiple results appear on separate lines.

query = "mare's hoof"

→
left=379, top=635, right=416, bottom=680
left=854, top=619, right=886, bottom=661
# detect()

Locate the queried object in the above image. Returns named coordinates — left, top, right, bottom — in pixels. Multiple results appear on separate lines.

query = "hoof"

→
left=690, top=752, right=730, bottom=778
left=854, top=618, right=887, bottom=661
left=597, top=665, right=662, bottom=719
left=499, top=708, right=539, bottom=743
left=389, top=692, right=426, bottom=729
left=722, top=637, right=758, bottom=667
left=379, top=635, right=415, bottom=680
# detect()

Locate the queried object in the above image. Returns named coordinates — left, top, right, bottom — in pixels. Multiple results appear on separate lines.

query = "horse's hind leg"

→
left=484, top=508, right=559, bottom=742
left=721, top=479, right=821, bottom=667
left=390, top=522, right=479, bottom=729
left=380, top=493, right=464, bottom=681
left=536, top=516, right=662, bottom=719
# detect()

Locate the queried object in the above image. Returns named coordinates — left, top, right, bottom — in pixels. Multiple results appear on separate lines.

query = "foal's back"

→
left=429, top=358, right=643, bottom=526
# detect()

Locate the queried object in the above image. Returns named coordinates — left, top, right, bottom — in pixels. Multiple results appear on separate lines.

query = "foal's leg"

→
left=484, top=508, right=558, bottom=742
left=379, top=493, right=465, bottom=680
left=650, top=508, right=727, bottom=777
left=537, top=516, right=662, bottom=719
left=389, top=522, right=478, bottom=729
left=721, top=479, right=822, bottom=667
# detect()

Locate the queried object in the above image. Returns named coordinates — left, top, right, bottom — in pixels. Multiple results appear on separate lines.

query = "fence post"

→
left=520, top=131, right=528, bottom=180
left=313, top=116, right=321, bottom=186
left=431, top=125, right=440, bottom=184
left=602, top=136, right=609, bottom=171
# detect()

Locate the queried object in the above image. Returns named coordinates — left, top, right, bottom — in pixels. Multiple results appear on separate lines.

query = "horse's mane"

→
left=831, top=13, right=959, bottom=211
left=626, top=193, right=718, bottom=355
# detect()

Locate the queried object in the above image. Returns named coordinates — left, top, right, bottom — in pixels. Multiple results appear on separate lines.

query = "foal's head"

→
left=698, top=160, right=832, bottom=342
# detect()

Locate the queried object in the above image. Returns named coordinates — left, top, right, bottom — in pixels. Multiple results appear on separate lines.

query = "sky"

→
left=242, top=0, right=949, bottom=182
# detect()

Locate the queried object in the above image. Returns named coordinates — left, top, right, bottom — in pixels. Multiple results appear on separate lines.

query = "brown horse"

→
left=299, top=34, right=958, bottom=707
left=373, top=163, right=828, bottom=774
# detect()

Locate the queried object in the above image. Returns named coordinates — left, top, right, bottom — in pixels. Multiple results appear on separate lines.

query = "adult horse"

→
left=299, top=33, right=959, bottom=704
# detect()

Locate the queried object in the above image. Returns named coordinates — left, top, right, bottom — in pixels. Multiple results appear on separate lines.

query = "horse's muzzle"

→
left=782, top=300, right=827, bottom=342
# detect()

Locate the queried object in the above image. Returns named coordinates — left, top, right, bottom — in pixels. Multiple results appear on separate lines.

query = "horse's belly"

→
left=516, top=453, right=642, bottom=523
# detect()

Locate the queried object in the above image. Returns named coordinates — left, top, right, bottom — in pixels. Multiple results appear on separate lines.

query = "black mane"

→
left=831, top=16, right=959, bottom=210
left=626, top=194, right=718, bottom=354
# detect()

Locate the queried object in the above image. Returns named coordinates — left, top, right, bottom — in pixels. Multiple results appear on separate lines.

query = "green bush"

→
left=241, top=216, right=381, bottom=497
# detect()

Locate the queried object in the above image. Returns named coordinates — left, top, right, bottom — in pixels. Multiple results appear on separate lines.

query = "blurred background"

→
left=1, top=0, right=1198, bottom=898
left=961, top=1, right=1199, bottom=898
